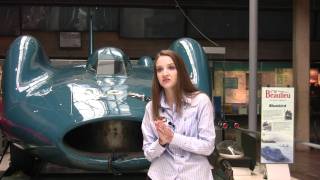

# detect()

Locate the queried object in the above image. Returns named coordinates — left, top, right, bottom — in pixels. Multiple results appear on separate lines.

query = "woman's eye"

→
left=156, top=67, right=163, bottom=73
left=168, top=66, right=176, bottom=70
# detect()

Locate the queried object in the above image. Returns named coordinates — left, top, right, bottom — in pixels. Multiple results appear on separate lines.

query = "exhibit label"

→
left=261, top=87, right=294, bottom=163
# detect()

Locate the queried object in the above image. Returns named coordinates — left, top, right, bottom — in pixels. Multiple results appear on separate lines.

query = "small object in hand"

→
left=158, top=116, right=175, bottom=130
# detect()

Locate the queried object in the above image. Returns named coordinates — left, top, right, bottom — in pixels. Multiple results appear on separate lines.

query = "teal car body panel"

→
left=0, top=35, right=212, bottom=172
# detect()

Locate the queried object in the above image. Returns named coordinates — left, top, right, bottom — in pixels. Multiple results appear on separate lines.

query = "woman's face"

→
left=155, top=55, right=178, bottom=91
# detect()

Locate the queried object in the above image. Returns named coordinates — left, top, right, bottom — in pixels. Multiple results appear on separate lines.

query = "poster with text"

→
left=261, top=87, right=294, bottom=164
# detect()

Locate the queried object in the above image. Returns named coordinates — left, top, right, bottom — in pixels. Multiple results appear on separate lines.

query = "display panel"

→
left=120, top=8, right=185, bottom=38
left=22, top=6, right=60, bottom=31
left=59, top=32, right=81, bottom=48
left=0, top=6, right=20, bottom=35
left=213, top=61, right=293, bottom=116
left=22, top=6, right=119, bottom=32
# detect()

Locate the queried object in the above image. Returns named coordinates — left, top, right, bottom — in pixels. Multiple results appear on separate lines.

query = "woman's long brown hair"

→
left=152, top=50, right=199, bottom=119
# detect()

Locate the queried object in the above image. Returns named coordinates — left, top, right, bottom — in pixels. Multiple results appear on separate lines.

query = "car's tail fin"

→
left=170, top=38, right=212, bottom=97
left=3, top=36, right=52, bottom=103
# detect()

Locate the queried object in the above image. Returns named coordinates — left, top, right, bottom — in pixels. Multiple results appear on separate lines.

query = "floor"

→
left=289, top=149, right=320, bottom=180
left=0, top=149, right=319, bottom=180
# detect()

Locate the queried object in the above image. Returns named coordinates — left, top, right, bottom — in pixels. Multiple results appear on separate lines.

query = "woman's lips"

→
left=162, top=78, right=170, bottom=83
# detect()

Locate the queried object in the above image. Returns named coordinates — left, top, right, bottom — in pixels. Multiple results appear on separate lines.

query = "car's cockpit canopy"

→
left=87, top=47, right=128, bottom=76
left=96, top=59, right=126, bottom=76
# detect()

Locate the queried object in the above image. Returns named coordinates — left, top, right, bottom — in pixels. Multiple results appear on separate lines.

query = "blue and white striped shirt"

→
left=141, top=92, right=215, bottom=180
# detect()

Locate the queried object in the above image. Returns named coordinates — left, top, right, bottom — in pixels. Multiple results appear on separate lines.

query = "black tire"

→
left=0, top=130, right=7, bottom=154
left=9, top=143, right=43, bottom=177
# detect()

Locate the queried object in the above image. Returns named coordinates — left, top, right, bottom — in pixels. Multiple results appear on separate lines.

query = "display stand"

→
left=266, top=164, right=291, bottom=180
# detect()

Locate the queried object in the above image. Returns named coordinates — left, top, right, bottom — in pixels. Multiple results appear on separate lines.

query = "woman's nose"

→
left=162, top=68, right=169, bottom=75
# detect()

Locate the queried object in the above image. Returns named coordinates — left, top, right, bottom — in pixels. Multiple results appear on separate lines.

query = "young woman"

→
left=141, top=50, right=215, bottom=180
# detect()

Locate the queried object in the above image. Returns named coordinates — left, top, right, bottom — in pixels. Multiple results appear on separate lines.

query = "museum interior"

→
left=0, top=0, right=319, bottom=179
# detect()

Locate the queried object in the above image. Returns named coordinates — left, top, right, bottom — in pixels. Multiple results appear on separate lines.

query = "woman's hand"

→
left=155, top=118, right=173, bottom=146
